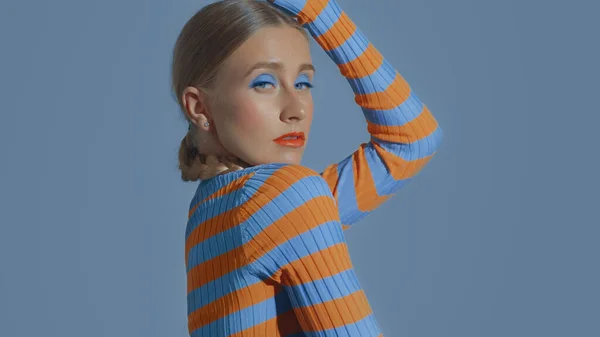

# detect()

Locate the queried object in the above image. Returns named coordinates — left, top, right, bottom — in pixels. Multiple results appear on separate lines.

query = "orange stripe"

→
left=293, top=290, right=373, bottom=332
left=352, top=144, right=392, bottom=212
left=314, top=11, right=356, bottom=51
left=356, top=72, right=412, bottom=110
left=297, top=0, right=329, bottom=25
left=185, top=207, right=236, bottom=268
left=185, top=196, right=249, bottom=267
left=242, top=196, right=341, bottom=272
left=280, top=243, right=353, bottom=286
left=238, top=165, right=320, bottom=215
left=320, top=164, right=353, bottom=231
left=187, top=242, right=247, bottom=293
left=188, top=173, right=254, bottom=219
left=188, top=166, right=331, bottom=292
left=339, top=43, right=384, bottom=79
left=187, top=282, right=282, bottom=331
left=226, top=308, right=302, bottom=337
left=373, top=142, right=436, bottom=181
left=320, top=163, right=340, bottom=205
left=185, top=168, right=293, bottom=266
left=367, top=105, right=438, bottom=143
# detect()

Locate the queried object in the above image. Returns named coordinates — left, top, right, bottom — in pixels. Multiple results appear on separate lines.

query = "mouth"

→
left=273, top=132, right=306, bottom=148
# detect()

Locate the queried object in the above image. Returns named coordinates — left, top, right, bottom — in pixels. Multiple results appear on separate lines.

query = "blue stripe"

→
left=285, top=269, right=363, bottom=307
left=186, top=189, right=244, bottom=239
left=187, top=220, right=346, bottom=314
left=191, top=290, right=291, bottom=337
left=335, top=136, right=441, bottom=226
left=305, top=0, right=342, bottom=37
left=372, top=126, right=443, bottom=160
left=362, top=91, right=424, bottom=126
left=186, top=227, right=240, bottom=272
left=362, top=143, right=411, bottom=198
left=315, top=27, right=369, bottom=65
left=271, top=0, right=308, bottom=17
left=334, top=155, right=370, bottom=226
left=326, top=127, right=441, bottom=227
left=347, top=59, right=397, bottom=96
left=245, top=219, right=346, bottom=277
left=303, top=314, right=381, bottom=337
left=186, top=174, right=333, bottom=271
left=187, top=270, right=260, bottom=315
left=186, top=166, right=267, bottom=238
left=187, top=168, right=258, bottom=220
left=242, top=176, right=334, bottom=234
left=186, top=163, right=289, bottom=268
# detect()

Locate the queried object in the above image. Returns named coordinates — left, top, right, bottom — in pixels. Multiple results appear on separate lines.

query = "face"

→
left=206, top=25, right=314, bottom=166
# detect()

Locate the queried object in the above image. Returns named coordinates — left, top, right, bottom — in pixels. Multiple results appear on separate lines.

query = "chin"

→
left=270, top=153, right=303, bottom=166
left=283, top=152, right=305, bottom=165
left=246, top=149, right=305, bottom=166
left=245, top=156, right=302, bottom=167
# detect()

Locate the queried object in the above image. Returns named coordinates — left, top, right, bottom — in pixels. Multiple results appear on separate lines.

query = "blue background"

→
left=1, top=0, right=598, bottom=336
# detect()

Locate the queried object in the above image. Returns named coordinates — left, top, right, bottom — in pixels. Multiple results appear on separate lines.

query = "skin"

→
left=182, top=25, right=315, bottom=166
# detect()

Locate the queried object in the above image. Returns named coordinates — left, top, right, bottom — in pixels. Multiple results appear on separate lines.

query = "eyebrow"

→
left=244, top=61, right=315, bottom=77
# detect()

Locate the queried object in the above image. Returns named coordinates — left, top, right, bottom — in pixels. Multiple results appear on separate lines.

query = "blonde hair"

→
left=171, top=0, right=307, bottom=182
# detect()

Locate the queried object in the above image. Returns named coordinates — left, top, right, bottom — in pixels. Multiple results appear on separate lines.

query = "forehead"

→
left=220, top=26, right=311, bottom=78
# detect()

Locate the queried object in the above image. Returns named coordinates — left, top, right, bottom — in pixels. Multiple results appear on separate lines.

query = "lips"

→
left=273, top=132, right=306, bottom=148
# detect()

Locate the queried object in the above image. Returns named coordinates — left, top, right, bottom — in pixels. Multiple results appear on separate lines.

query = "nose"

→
left=280, top=89, right=307, bottom=123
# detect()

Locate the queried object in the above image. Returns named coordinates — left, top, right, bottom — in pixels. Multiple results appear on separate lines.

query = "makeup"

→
left=273, top=132, right=305, bottom=148
left=250, top=74, right=276, bottom=89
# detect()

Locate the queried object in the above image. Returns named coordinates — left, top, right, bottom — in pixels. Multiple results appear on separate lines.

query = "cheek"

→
left=231, top=98, right=269, bottom=131
left=231, top=104, right=264, bottom=129
left=220, top=93, right=274, bottom=141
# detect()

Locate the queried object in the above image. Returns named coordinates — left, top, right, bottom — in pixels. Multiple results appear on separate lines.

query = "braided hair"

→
left=178, top=126, right=247, bottom=181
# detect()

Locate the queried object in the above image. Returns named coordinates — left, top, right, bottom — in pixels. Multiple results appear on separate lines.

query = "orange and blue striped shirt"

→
left=185, top=0, right=443, bottom=335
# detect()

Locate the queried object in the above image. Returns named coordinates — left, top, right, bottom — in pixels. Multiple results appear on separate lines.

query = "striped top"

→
left=185, top=0, right=443, bottom=336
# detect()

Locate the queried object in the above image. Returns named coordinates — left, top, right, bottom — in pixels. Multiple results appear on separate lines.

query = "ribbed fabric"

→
left=184, top=0, right=443, bottom=336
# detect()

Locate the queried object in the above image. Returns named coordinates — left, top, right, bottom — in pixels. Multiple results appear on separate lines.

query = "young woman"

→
left=171, top=0, right=443, bottom=335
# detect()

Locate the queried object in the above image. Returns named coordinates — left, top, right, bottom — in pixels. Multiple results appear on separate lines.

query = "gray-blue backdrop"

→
left=1, top=0, right=598, bottom=336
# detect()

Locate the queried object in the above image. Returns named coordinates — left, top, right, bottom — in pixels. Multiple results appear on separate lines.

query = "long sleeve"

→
left=269, top=0, right=443, bottom=228
left=239, top=164, right=383, bottom=336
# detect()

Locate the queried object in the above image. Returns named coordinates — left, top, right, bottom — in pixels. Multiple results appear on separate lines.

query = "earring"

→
left=204, top=122, right=210, bottom=127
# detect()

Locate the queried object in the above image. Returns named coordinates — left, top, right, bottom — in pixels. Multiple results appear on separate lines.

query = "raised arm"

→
left=268, top=0, right=443, bottom=229
left=240, top=164, right=384, bottom=336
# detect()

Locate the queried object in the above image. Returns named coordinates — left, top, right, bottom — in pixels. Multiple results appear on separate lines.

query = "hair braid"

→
left=178, top=130, right=246, bottom=182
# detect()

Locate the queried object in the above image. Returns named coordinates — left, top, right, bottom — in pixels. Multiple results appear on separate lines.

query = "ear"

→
left=182, top=86, right=212, bottom=130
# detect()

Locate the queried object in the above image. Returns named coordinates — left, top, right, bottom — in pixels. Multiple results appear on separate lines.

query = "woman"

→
left=171, top=0, right=442, bottom=336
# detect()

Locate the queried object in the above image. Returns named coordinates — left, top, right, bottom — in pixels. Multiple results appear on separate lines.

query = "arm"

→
left=268, top=0, right=443, bottom=228
left=240, top=164, right=384, bottom=336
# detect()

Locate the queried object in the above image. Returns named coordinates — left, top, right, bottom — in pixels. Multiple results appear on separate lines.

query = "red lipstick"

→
left=273, top=132, right=305, bottom=148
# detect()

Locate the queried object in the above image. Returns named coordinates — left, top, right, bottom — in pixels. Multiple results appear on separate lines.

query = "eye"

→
left=295, top=82, right=314, bottom=90
left=295, top=74, right=313, bottom=90
left=253, top=81, right=275, bottom=89
left=250, top=74, right=277, bottom=91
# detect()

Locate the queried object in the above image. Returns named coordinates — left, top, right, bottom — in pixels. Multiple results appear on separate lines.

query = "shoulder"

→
left=238, top=163, right=338, bottom=226
left=237, top=163, right=343, bottom=269
left=241, top=163, right=332, bottom=200
left=250, top=162, right=322, bottom=182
